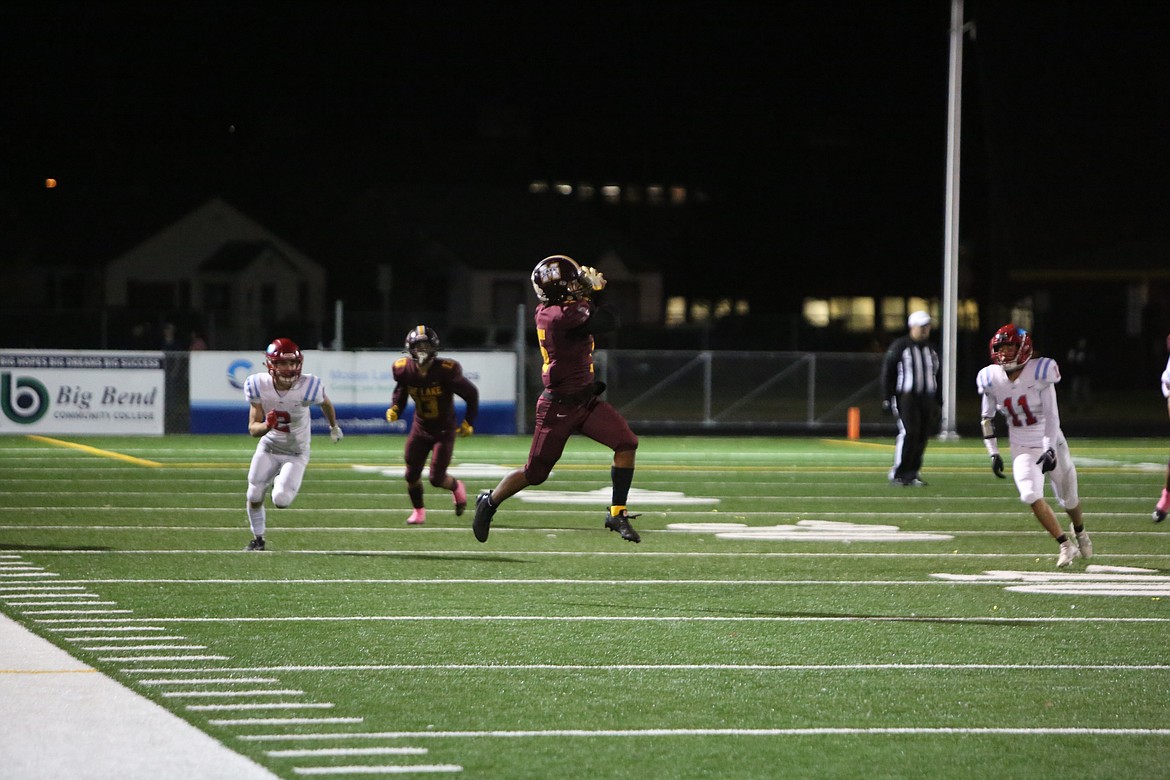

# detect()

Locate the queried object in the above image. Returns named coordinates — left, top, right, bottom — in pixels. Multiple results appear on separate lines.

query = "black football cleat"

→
left=1155, top=508, right=1167, bottom=523
left=473, top=490, right=496, bottom=543
left=244, top=537, right=266, bottom=551
left=453, top=480, right=468, bottom=517
left=605, top=509, right=641, bottom=543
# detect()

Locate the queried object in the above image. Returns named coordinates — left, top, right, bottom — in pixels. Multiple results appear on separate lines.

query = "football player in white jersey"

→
left=976, top=324, right=1092, bottom=567
left=1153, top=334, right=1170, bottom=522
left=242, top=338, right=343, bottom=551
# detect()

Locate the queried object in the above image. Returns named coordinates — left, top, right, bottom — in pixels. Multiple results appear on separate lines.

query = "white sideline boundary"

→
left=0, top=613, right=279, bottom=780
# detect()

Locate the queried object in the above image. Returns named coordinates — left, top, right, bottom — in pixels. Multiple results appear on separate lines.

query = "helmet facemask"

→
left=265, top=338, right=303, bottom=391
left=404, top=327, right=440, bottom=367
left=989, top=326, right=1033, bottom=372
left=531, top=255, right=587, bottom=304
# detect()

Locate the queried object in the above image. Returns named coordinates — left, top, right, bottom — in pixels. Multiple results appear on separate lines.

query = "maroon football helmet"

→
left=989, top=324, right=1033, bottom=372
left=265, top=337, right=303, bottom=388
left=531, top=255, right=587, bottom=304
left=404, top=326, right=440, bottom=365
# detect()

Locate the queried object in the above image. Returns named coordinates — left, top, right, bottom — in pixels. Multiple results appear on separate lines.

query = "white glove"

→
left=329, top=425, right=344, bottom=443
left=580, top=266, right=606, bottom=291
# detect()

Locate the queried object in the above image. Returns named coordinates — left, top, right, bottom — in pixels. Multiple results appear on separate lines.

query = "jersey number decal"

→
left=418, top=396, right=440, bottom=419
left=1002, top=395, right=1037, bottom=427
left=272, top=410, right=292, bottom=433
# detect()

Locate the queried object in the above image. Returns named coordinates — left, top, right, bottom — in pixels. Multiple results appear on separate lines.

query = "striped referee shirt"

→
left=881, top=336, right=941, bottom=399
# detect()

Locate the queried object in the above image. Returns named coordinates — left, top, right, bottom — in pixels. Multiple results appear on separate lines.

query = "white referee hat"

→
left=907, top=310, right=932, bottom=327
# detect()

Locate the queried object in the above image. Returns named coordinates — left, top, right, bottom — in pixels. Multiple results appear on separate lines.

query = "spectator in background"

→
left=384, top=326, right=479, bottom=525
left=977, top=324, right=1092, bottom=567
left=189, top=330, right=208, bottom=350
left=1153, top=334, right=1170, bottom=523
left=1065, top=337, right=1093, bottom=411
left=159, top=322, right=179, bottom=351
left=880, top=310, right=942, bottom=486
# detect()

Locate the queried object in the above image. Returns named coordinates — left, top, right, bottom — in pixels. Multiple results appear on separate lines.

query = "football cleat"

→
left=244, top=537, right=265, bottom=552
left=605, top=508, right=641, bottom=543
left=1074, top=528, right=1093, bottom=559
left=1154, top=490, right=1170, bottom=523
left=453, top=480, right=467, bottom=516
left=472, top=490, right=496, bottom=543
left=1155, top=508, right=1167, bottom=523
left=1056, top=540, right=1080, bottom=568
left=407, top=508, right=426, bottom=525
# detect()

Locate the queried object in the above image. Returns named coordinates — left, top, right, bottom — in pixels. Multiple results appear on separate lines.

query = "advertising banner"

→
left=0, top=351, right=166, bottom=435
left=189, top=350, right=517, bottom=434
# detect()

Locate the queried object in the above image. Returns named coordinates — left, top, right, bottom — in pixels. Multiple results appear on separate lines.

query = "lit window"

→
left=714, top=299, right=732, bottom=319
left=602, top=185, right=621, bottom=204
left=577, top=183, right=595, bottom=201
left=669, top=186, right=687, bottom=205
left=958, top=299, right=980, bottom=331
left=646, top=185, right=664, bottom=205
left=554, top=182, right=572, bottom=195
left=665, top=296, right=687, bottom=327
left=803, top=298, right=830, bottom=327
left=1010, top=305, right=1033, bottom=331
left=528, top=181, right=549, bottom=194
left=734, top=300, right=749, bottom=316
left=690, top=299, right=710, bottom=323
left=844, top=297, right=875, bottom=332
left=882, top=297, right=906, bottom=332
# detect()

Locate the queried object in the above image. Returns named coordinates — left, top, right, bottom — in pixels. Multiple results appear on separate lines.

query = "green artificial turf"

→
left=2, top=433, right=1169, bottom=779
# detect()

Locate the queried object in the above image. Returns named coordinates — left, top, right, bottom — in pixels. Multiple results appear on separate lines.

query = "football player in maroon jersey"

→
left=385, top=326, right=479, bottom=525
left=472, top=255, right=641, bottom=544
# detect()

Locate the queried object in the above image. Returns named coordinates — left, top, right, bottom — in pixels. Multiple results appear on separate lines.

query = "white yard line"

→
left=238, top=727, right=1170, bottom=741
left=118, top=662, right=1170, bottom=673
left=0, top=613, right=279, bottom=780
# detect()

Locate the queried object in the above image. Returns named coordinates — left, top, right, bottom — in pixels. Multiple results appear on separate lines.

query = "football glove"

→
left=386, top=406, right=399, bottom=423
left=265, top=410, right=279, bottom=430
left=1037, top=448, right=1057, bottom=473
left=580, top=266, right=607, bottom=291
left=329, top=425, right=344, bottom=443
left=990, top=453, right=1005, bottom=478
left=456, top=420, right=473, bottom=438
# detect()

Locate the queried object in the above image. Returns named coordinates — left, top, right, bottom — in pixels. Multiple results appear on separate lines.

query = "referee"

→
left=880, top=310, right=942, bottom=486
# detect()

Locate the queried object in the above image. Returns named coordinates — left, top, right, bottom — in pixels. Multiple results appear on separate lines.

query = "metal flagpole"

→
left=940, top=0, right=971, bottom=440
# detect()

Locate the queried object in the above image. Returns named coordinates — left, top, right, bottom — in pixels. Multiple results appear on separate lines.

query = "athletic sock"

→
left=611, top=466, right=634, bottom=508
left=247, top=504, right=266, bottom=537
left=408, top=482, right=424, bottom=509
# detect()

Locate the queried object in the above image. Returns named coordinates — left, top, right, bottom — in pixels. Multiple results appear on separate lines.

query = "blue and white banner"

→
left=0, top=351, right=166, bottom=435
left=189, top=350, right=517, bottom=434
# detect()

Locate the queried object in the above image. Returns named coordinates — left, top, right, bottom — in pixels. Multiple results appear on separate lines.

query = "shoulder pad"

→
left=1030, top=357, right=1060, bottom=386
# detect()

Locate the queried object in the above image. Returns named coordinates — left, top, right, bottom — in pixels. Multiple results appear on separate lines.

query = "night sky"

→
left=3, top=0, right=1169, bottom=310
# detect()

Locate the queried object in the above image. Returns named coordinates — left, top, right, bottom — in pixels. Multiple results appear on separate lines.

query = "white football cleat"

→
left=1056, top=540, right=1080, bottom=568
left=1074, top=528, right=1093, bottom=559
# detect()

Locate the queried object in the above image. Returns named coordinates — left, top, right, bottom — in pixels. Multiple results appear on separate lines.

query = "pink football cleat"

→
left=407, top=508, right=426, bottom=525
